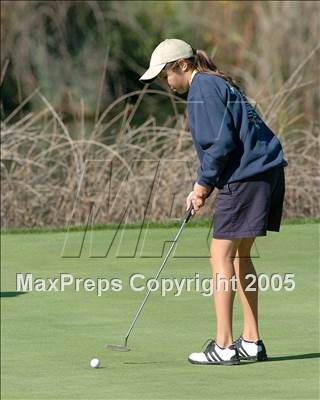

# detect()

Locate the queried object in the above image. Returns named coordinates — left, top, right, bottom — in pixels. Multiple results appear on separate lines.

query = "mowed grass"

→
left=1, top=223, right=319, bottom=400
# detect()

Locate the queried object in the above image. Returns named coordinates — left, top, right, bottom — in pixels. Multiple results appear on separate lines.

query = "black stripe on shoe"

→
left=204, top=351, right=215, bottom=362
left=210, top=345, right=224, bottom=362
left=204, top=342, right=222, bottom=362
left=234, top=336, right=268, bottom=361
left=238, top=344, right=250, bottom=358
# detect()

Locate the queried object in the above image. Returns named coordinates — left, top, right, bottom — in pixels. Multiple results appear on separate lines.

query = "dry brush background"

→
left=1, top=1, right=319, bottom=229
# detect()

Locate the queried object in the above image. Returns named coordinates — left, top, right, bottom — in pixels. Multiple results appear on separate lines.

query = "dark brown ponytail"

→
left=165, top=49, right=242, bottom=93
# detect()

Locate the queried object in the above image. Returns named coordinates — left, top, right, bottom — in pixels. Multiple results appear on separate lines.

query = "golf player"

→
left=139, top=39, right=287, bottom=365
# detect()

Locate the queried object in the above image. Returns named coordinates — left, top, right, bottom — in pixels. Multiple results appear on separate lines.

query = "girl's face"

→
left=159, top=62, right=191, bottom=94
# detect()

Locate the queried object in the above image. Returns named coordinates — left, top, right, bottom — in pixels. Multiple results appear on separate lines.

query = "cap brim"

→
left=139, top=63, right=166, bottom=83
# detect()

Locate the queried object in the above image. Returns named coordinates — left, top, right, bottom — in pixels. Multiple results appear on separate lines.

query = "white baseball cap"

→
left=139, top=38, right=195, bottom=83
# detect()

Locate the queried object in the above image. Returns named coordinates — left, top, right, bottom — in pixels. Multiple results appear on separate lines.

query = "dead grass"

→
left=1, top=73, right=319, bottom=228
left=1, top=1, right=319, bottom=228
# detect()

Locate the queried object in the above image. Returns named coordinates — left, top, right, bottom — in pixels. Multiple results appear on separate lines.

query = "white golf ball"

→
left=90, top=358, right=100, bottom=368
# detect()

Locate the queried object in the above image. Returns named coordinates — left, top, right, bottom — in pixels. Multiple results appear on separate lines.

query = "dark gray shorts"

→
left=213, top=166, right=285, bottom=239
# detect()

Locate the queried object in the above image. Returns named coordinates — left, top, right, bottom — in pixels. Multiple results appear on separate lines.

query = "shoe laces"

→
left=201, top=338, right=215, bottom=353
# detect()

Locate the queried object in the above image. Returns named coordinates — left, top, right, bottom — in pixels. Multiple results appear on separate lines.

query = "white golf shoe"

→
left=188, top=340, right=240, bottom=365
left=234, top=336, right=268, bottom=361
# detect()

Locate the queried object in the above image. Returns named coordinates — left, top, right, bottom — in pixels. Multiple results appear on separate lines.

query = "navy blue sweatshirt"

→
left=187, top=72, right=288, bottom=189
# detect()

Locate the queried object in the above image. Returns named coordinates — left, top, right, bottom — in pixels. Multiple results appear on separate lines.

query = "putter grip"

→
left=185, top=205, right=193, bottom=223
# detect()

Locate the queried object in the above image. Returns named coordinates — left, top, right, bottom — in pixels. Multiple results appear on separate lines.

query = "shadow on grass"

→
left=124, top=361, right=251, bottom=366
left=0, top=291, right=27, bottom=298
left=267, top=353, right=320, bottom=362
left=123, top=354, right=320, bottom=365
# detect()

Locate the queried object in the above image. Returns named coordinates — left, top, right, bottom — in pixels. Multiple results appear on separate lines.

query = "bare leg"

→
left=210, top=238, right=241, bottom=348
left=234, top=237, right=260, bottom=342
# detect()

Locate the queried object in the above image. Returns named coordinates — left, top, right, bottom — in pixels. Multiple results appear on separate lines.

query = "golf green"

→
left=1, top=223, right=319, bottom=399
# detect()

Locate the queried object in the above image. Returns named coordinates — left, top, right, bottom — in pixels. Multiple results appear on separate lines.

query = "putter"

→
left=106, top=205, right=194, bottom=352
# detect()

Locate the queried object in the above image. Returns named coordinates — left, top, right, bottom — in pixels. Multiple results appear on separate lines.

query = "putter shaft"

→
left=123, top=206, right=193, bottom=345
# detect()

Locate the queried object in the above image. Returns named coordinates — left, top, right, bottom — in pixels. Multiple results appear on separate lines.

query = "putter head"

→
left=106, top=344, right=130, bottom=352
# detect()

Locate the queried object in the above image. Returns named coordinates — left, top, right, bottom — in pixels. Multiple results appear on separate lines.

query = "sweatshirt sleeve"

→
left=193, top=79, right=237, bottom=187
